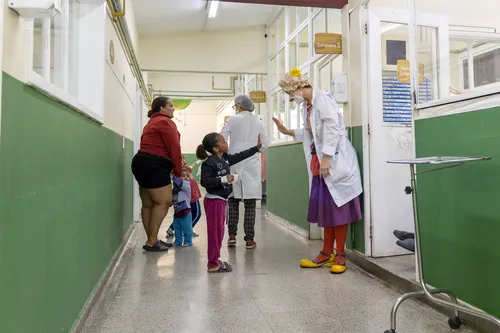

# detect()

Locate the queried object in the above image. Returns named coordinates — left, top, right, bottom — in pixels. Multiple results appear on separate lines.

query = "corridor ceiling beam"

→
left=218, top=0, right=348, bottom=9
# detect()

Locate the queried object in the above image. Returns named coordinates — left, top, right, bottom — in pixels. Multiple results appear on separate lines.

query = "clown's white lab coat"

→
left=221, top=111, right=268, bottom=199
left=293, top=88, right=362, bottom=207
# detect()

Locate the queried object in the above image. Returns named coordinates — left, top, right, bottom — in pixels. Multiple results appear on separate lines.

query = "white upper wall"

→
left=369, top=0, right=500, bottom=30
left=172, top=100, right=219, bottom=154
left=2, top=0, right=141, bottom=141
left=139, top=26, right=268, bottom=73
left=3, top=0, right=27, bottom=81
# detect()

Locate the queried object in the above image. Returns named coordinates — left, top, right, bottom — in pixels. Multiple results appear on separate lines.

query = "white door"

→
left=365, top=6, right=450, bottom=257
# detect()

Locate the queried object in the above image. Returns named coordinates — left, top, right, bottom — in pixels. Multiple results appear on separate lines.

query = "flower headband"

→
left=279, top=68, right=310, bottom=94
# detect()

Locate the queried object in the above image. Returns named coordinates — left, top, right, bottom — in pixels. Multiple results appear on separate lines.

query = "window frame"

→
left=24, top=0, right=104, bottom=124
left=458, top=43, right=500, bottom=92
left=416, top=31, right=500, bottom=110
left=266, top=6, right=342, bottom=145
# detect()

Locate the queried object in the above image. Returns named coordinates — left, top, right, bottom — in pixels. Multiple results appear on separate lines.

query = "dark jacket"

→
left=200, top=146, right=259, bottom=200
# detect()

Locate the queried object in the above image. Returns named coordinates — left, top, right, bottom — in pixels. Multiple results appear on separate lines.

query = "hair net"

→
left=234, top=94, right=255, bottom=112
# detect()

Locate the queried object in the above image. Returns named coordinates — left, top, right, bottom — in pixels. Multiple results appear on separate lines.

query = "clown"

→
left=273, top=68, right=363, bottom=274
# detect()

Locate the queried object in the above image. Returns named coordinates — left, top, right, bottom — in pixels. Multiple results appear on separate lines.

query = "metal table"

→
left=384, top=156, right=500, bottom=333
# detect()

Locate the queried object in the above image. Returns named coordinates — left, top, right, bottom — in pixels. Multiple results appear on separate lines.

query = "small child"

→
left=172, top=168, right=193, bottom=247
left=167, top=156, right=203, bottom=237
left=197, top=133, right=261, bottom=273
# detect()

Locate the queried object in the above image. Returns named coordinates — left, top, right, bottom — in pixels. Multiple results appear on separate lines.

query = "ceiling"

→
left=132, top=0, right=281, bottom=36
left=219, top=0, right=348, bottom=9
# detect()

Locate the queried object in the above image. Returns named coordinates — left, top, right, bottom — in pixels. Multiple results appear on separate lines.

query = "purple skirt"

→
left=307, top=176, right=362, bottom=228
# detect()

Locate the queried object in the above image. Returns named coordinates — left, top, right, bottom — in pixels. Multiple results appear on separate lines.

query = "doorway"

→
left=363, top=6, right=450, bottom=258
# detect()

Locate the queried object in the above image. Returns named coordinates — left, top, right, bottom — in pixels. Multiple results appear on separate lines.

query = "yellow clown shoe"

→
left=330, top=254, right=347, bottom=274
left=300, top=251, right=336, bottom=268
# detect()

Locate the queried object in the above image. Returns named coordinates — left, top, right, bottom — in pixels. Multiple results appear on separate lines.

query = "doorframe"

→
left=133, top=83, right=142, bottom=223
left=363, top=5, right=450, bottom=256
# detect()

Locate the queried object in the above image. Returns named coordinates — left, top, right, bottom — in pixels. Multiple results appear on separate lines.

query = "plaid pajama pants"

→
left=227, top=198, right=257, bottom=241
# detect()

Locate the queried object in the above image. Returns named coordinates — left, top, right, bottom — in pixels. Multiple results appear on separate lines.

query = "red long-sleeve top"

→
left=139, top=113, right=182, bottom=177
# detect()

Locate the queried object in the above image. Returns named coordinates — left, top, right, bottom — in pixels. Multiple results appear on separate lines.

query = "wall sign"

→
left=397, top=60, right=424, bottom=84
left=314, top=33, right=342, bottom=54
left=250, top=91, right=267, bottom=103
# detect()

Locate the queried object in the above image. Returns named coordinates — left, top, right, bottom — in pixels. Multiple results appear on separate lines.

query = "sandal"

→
left=208, top=261, right=233, bottom=273
left=160, top=240, right=173, bottom=248
left=143, top=240, right=169, bottom=252
left=330, top=254, right=347, bottom=274
left=300, top=251, right=336, bottom=268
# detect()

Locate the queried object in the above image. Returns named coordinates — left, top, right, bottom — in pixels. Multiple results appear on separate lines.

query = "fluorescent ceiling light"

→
left=208, top=1, right=219, bottom=18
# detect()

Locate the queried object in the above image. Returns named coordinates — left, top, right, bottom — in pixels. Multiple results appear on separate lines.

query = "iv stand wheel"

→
left=448, top=316, right=462, bottom=329
left=384, top=330, right=396, bottom=333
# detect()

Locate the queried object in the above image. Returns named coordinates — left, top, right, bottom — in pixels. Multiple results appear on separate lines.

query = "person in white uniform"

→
left=221, top=95, right=268, bottom=249
left=273, top=68, right=362, bottom=274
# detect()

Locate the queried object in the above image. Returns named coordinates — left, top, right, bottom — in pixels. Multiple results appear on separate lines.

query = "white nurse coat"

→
left=293, top=88, right=363, bottom=207
left=221, top=111, right=268, bottom=199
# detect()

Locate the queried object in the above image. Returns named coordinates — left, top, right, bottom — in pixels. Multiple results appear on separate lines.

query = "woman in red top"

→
left=131, top=96, right=183, bottom=252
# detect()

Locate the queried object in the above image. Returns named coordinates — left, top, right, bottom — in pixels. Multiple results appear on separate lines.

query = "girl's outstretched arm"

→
left=225, top=146, right=260, bottom=166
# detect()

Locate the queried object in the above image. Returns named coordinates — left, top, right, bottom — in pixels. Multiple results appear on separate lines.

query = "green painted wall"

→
left=348, top=126, right=365, bottom=253
left=0, top=72, right=134, bottom=332
left=415, top=107, right=500, bottom=317
left=266, top=128, right=365, bottom=252
left=184, top=153, right=201, bottom=182
left=266, top=143, right=310, bottom=231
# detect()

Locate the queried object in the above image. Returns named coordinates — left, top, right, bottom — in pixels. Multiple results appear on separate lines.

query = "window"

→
left=29, top=0, right=105, bottom=122
left=463, top=47, right=500, bottom=90
left=299, top=7, right=309, bottom=25
left=289, top=7, right=298, bottom=35
left=298, top=27, right=309, bottom=66
left=327, top=9, right=341, bottom=33
left=312, top=9, right=327, bottom=37
left=267, top=7, right=341, bottom=145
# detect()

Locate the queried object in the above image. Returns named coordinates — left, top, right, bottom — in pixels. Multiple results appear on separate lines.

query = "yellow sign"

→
left=397, top=60, right=424, bottom=84
left=250, top=91, right=267, bottom=103
left=314, top=33, right=342, bottom=55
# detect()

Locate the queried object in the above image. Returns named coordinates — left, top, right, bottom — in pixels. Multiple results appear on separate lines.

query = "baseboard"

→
left=265, top=211, right=309, bottom=239
left=347, top=250, right=500, bottom=333
left=70, top=223, right=137, bottom=333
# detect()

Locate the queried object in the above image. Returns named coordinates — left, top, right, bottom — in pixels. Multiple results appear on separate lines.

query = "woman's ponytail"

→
left=196, top=144, right=208, bottom=160
left=147, top=109, right=154, bottom=118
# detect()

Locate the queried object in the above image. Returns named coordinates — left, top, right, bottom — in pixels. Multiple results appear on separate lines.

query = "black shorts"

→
left=131, top=152, right=173, bottom=189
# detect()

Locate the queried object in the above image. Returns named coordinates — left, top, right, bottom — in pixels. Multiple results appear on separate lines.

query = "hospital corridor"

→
left=1, top=0, right=500, bottom=332
left=79, top=206, right=476, bottom=333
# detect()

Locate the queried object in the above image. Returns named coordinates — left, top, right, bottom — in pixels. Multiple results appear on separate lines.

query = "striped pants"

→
left=228, top=198, right=257, bottom=241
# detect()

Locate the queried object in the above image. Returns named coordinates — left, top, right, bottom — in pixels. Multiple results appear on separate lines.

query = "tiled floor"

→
left=81, top=206, right=476, bottom=333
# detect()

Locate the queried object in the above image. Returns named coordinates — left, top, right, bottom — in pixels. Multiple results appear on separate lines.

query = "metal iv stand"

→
left=384, top=156, right=500, bottom=333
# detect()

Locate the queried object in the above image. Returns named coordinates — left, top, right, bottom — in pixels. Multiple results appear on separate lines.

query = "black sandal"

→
left=160, top=240, right=173, bottom=248
left=208, top=261, right=233, bottom=273
left=143, top=240, right=169, bottom=252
